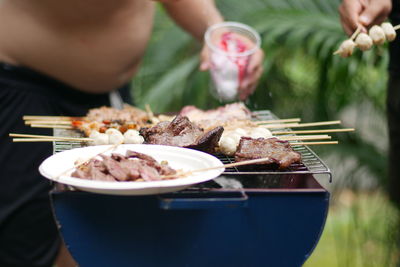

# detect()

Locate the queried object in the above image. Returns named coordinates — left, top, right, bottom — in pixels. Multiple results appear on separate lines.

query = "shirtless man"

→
left=0, top=0, right=263, bottom=266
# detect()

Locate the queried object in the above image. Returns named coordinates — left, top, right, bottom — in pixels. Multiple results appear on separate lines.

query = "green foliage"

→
left=305, top=191, right=400, bottom=267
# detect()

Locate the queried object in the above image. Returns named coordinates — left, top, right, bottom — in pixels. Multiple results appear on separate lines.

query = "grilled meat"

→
left=86, top=105, right=149, bottom=124
left=179, top=102, right=251, bottom=129
left=234, top=137, right=302, bottom=170
left=71, top=150, right=176, bottom=182
left=139, top=115, right=224, bottom=153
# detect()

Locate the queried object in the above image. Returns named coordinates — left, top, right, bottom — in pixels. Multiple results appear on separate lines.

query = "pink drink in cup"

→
left=205, top=22, right=261, bottom=102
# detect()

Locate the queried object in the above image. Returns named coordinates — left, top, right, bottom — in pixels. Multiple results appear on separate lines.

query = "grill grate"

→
left=53, top=110, right=332, bottom=182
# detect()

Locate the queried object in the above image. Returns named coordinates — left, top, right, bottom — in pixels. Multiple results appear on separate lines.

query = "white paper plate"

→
left=39, top=144, right=224, bottom=195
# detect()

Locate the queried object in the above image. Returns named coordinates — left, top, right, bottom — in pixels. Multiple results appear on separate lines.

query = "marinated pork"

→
left=234, top=137, right=302, bottom=170
left=71, top=150, right=176, bottom=182
left=179, top=102, right=251, bottom=129
left=139, top=115, right=224, bottom=153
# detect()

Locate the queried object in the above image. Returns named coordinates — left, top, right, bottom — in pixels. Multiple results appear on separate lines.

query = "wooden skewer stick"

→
left=25, top=120, right=72, bottom=125
left=394, top=24, right=400, bottom=31
left=254, top=118, right=301, bottom=124
left=13, top=137, right=92, bottom=142
left=161, top=157, right=288, bottom=179
left=10, top=133, right=91, bottom=142
left=278, top=135, right=331, bottom=141
left=145, top=104, right=155, bottom=122
left=263, top=120, right=341, bottom=129
left=30, top=124, right=74, bottom=129
left=23, top=116, right=76, bottom=121
left=272, top=128, right=355, bottom=135
left=289, top=141, right=338, bottom=145
left=14, top=138, right=72, bottom=142
left=350, top=25, right=362, bottom=40
left=260, top=123, right=299, bottom=128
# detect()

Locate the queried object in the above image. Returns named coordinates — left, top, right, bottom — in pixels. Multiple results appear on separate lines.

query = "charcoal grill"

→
left=50, top=110, right=331, bottom=267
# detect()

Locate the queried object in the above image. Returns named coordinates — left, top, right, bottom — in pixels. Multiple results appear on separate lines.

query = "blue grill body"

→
left=51, top=174, right=329, bottom=267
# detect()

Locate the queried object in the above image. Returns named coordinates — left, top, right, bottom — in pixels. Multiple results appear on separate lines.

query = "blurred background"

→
left=132, top=0, right=399, bottom=265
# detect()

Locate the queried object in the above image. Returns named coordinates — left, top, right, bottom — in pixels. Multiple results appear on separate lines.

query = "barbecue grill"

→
left=50, top=110, right=331, bottom=267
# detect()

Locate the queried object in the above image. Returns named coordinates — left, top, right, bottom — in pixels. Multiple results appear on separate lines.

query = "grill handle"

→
left=159, top=191, right=248, bottom=210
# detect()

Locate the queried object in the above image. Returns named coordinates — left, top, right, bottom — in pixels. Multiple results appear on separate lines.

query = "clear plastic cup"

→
left=204, top=22, right=261, bottom=102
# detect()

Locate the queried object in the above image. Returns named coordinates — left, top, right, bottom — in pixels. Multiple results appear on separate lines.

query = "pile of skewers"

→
left=11, top=114, right=354, bottom=151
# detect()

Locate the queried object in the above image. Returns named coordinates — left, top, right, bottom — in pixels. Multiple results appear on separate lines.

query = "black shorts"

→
left=0, top=63, right=131, bottom=266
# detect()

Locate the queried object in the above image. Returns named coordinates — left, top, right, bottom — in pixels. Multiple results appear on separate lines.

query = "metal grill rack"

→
left=53, top=110, right=332, bottom=182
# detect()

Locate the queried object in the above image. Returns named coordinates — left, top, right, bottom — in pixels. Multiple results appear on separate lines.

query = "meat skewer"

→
left=335, top=23, right=400, bottom=57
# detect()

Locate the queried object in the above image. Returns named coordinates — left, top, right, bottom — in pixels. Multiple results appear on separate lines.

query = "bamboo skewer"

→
left=22, top=115, right=302, bottom=126
left=13, top=138, right=79, bottom=142
left=145, top=104, right=155, bottom=122
left=255, top=118, right=301, bottom=124
left=278, top=135, right=331, bottom=141
left=30, top=124, right=73, bottom=129
left=10, top=133, right=91, bottom=142
left=350, top=25, right=362, bottom=40
left=25, top=120, right=72, bottom=125
left=23, top=115, right=76, bottom=121
left=272, top=128, right=354, bottom=135
left=161, top=157, right=296, bottom=179
left=290, top=141, right=338, bottom=145
left=262, top=120, right=341, bottom=129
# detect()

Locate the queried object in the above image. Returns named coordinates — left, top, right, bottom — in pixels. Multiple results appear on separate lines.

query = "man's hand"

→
left=339, top=0, right=392, bottom=36
left=200, top=45, right=264, bottom=101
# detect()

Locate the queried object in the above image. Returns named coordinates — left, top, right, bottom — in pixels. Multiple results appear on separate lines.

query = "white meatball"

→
left=229, top=132, right=242, bottom=144
left=123, top=129, right=144, bottom=144
left=355, top=33, right=373, bottom=51
left=369, top=25, right=386, bottom=45
left=220, top=130, right=232, bottom=139
left=381, top=22, right=396, bottom=42
left=234, top=128, right=247, bottom=136
left=218, top=136, right=238, bottom=156
left=337, top=39, right=356, bottom=57
left=249, top=127, right=273, bottom=139
left=91, top=133, right=109, bottom=145
left=105, top=128, right=124, bottom=145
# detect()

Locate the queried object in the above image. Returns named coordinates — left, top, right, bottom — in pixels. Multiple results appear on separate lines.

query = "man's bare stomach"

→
left=0, top=0, right=155, bottom=93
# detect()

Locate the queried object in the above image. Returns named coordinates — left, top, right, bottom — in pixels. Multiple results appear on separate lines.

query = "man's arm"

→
left=162, top=0, right=223, bottom=41
left=162, top=0, right=264, bottom=100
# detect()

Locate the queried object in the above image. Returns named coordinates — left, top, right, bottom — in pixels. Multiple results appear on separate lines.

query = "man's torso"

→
left=0, top=0, right=155, bottom=93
